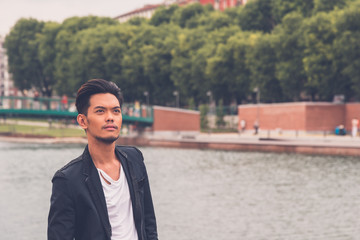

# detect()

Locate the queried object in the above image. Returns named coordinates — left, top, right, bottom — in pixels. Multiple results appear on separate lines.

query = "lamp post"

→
left=173, top=91, right=179, bottom=108
left=143, top=91, right=149, bottom=106
left=0, top=83, right=3, bottom=107
left=206, top=90, right=213, bottom=114
left=253, top=87, right=260, bottom=134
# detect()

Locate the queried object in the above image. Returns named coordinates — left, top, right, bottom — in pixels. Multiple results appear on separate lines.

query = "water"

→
left=0, top=141, right=359, bottom=240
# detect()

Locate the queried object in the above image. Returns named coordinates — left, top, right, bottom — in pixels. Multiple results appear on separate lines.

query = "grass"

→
left=0, top=123, right=86, bottom=138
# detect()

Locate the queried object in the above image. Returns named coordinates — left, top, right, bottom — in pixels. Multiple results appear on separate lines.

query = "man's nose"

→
left=105, top=112, right=114, bottom=122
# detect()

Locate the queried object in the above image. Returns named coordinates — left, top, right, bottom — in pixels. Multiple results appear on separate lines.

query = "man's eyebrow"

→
left=93, top=106, right=121, bottom=109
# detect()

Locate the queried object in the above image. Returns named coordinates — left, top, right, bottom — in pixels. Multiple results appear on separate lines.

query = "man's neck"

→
left=88, top=138, right=117, bottom=166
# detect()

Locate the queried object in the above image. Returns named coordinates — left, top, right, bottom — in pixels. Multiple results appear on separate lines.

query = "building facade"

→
left=115, top=4, right=163, bottom=23
left=115, top=0, right=247, bottom=23
left=0, top=35, right=14, bottom=108
left=199, top=0, right=246, bottom=11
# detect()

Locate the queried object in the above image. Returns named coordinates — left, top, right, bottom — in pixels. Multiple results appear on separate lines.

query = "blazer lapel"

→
left=115, top=148, right=141, bottom=224
left=82, top=146, right=112, bottom=239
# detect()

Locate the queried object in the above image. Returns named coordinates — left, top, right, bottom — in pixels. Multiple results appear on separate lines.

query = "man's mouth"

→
left=103, top=125, right=118, bottom=130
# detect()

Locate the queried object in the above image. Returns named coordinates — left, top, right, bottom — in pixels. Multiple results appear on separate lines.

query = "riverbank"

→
left=115, top=132, right=360, bottom=157
left=1, top=131, right=359, bottom=156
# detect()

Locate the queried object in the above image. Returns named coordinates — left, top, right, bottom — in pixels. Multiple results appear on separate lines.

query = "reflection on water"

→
left=0, top=141, right=359, bottom=240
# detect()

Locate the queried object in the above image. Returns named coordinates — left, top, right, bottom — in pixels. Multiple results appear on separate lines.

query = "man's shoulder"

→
left=52, top=155, right=84, bottom=180
left=116, top=145, right=144, bottom=162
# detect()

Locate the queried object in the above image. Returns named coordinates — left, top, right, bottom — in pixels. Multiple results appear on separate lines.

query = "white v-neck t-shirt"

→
left=97, top=166, right=138, bottom=240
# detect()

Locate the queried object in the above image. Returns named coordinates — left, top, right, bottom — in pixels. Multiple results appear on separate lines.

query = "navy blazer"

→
left=48, top=145, right=158, bottom=240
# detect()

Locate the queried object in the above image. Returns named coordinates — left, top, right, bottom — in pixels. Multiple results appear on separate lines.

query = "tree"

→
left=36, top=22, right=61, bottom=96
left=150, top=5, right=179, bottom=26
left=4, top=18, right=54, bottom=96
left=171, top=3, right=212, bottom=28
left=271, top=0, right=314, bottom=23
left=170, top=28, right=210, bottom=106
left=246, top=33, right=283, bottom=102
left=140, top=24, right=178, bottom=105
left=301, top=12, right=338, bottom=100
left=313, top=0, right=348, bottom=14
left=237, top=0, right=275, bottom=33
left=54, top=16, right=118, bottom=96
left=216, top=99, right=226, bottom=128
left=272, top=12, right=307, bottom=100
left=332, top=1, right=360, bottom=99
left=199, top=104, right=209, bottom=129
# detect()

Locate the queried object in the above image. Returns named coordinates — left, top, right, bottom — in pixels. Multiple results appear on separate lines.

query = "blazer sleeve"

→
left=135, top=148, right=158, bottom=240
left=143, top=169, right=158, bottom=240
left=48, top=172, right=76, bottom=240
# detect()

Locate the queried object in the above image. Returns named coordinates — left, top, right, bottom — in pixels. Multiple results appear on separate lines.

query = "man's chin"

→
left=95, top=135, right=119, bottom=144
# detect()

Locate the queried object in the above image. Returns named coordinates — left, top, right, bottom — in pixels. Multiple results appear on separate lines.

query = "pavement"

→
left=1, top=118, right=359, bottom=149
left=147, top=130, right=360, bottom=148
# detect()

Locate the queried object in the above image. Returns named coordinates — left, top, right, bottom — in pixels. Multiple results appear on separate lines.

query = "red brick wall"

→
left=237, top=105, right=258, bottom=130
left=345, top=103, right=360, bottom=131
left=238, top=102, right=359, bottom=132
left=152, top=106, right=200, bottom=131
left=238, top=103, right=306, bottom=130
left=305, top=104, right=344, bottom=131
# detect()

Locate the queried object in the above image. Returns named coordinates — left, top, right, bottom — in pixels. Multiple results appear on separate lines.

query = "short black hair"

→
left=75, top=79, right=123, bottom=115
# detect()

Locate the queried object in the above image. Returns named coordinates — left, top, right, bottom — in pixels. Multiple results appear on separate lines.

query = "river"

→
left=0, top=141, right=359, bottom=240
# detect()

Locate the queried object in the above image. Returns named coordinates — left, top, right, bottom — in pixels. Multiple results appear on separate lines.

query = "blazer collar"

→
left=82, top=145, right=112, bottom=238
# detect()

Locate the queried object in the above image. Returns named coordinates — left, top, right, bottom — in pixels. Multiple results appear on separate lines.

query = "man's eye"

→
left=96, top=109, right=104, bottom=113
left=114, top=109, right=121, bottom=113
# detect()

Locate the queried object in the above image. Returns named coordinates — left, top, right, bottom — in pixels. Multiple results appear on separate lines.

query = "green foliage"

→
left=5, top=19, right=46, bottom=93
left=237, top=0, right=275, bottom=32
left=216, top=99, right=226, bottom=128
left=150, top=5, right=179, bottom=26
left=272, top=12, right=306, bottom=100
left=188, top=98, right=196, bottom=110
left=271, top=0, right=314, bottom=23
left=4, top=0, right=360, bottom=106
left=199, top=104, right=209, bottom=129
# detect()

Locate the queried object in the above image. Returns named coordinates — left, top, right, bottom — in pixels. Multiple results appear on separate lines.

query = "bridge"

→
left=0, top=96, right=153, bottom=126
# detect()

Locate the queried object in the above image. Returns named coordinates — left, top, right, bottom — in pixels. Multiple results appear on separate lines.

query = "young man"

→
left=48, top=79, right=158, bottom=240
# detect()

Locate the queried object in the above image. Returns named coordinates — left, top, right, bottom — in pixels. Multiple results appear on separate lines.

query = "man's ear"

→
left=77, top=114, right=88, bottom=130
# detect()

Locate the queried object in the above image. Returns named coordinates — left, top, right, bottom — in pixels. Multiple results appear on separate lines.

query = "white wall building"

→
left=115, top=4, right=163, bottom=23
left=0, top=35, right=14, bottom=108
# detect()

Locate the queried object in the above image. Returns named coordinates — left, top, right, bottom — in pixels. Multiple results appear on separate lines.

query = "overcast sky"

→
left=0, top=0, right=161, bottom=36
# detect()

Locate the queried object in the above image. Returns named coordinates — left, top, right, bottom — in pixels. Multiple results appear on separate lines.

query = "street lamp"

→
left=0, top=83, right=4, bottom=107
left=173, top=91, right=179, bottom=108
left=143, top=91, right=149, bottom=106
left=253, top=87, right=260, bottom=134
left=206, top=90, right=213, bottom=114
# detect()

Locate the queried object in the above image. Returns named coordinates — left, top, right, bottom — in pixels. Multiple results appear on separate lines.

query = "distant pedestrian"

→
left=253, top=120, right=259, bottom=135
left=351, top=118, right=359, bottom=137
left=240, top=119, right=246, bottom=132
left=61, top=94, right=68, bottom=111
left=33, top=91, right=40, bottom=109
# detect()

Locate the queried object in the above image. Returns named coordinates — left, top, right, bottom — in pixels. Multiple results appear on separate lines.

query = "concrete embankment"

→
left=116, top=132, right=360, bottom=157
left=1, top=132, right=359, bottom=156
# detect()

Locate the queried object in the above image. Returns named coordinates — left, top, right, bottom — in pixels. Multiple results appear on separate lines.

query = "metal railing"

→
left=0, top=96, right=153, bottom=124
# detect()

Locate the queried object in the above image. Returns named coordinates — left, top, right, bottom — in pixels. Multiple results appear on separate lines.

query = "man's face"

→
left=79, top=93, right=122, bottom=144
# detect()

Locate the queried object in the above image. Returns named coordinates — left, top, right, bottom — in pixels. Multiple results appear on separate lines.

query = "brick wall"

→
left=345, top=103, right=360, bottom=131
left=238, top=103, right=306, bottom=130
left=152, top=106, right=200, bottom=132
left=238, top=102, right=360, bottom=132
left=305, top=104, right=344, bottom=131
